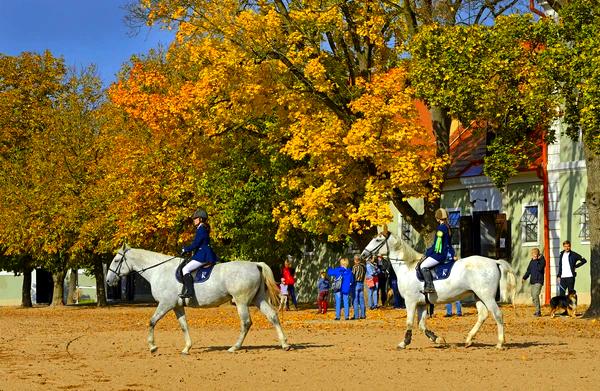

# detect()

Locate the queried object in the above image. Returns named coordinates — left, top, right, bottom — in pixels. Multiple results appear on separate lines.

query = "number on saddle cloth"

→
left=175, top=262, right=216, bottom=283
left=415, top=260, right=456, bottom=282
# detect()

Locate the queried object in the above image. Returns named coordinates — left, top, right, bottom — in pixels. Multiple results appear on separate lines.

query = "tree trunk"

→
left=66, top=268, right=78, bottom=305
left=583, top=143, right=600, bottom=317
left=21, top=268, right=33, bottom=307
left=93, top=259, right=108, bottom=307
left=50, top=270, right=66, bottom=307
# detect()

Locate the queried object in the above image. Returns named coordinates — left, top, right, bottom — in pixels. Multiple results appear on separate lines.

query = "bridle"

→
left=362, top=233, right=408, bottom=264
left=108, top=247, right=181, bottom=278
left=108, top=248, right=131, bottom=279
left=362, top=233, right=391, bottom=261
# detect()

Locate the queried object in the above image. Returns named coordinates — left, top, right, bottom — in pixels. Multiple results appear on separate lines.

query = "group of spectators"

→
left=277, top=255, right=405, bottom=320
left=522, top=240, right=587, bottom=317
left=277, top=238, right=588, bottom=320
left=323, top=255, right=404, bottom=320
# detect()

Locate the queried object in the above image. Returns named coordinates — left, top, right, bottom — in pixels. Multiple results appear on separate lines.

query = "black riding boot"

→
left=421, top=268, right=436, bottom=294
left=179, top=273, right=195, bottom=299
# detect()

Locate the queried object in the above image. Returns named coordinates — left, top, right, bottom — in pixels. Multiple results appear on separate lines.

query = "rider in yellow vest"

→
left=419, top=208, right=455, bottom=294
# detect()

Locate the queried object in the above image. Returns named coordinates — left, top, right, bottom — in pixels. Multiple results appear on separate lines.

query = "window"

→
left=448, top=210, right=461, bottom=246
left=520, top=205, right=538, bottom=243
left=574, top=201, right=590, bottom=241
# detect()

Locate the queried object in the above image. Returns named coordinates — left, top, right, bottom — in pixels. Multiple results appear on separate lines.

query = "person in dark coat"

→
left=522, top=247, right=546, bottom=317
left=179, top=209, right=217, bottom=298
left=557, top=240, right=587, bottom=295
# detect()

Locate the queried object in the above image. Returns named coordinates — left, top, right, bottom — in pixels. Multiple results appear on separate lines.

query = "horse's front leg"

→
left=398, top=302, right=417, bottom=349
left=148, top=302, right=172, bottom=353
left=173, top=305, right=192, bottom=355
left=418, top=305, right=446, bottom=345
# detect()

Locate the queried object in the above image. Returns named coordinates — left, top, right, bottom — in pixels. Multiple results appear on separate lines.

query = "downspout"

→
left=541, top=138, right=551, bottom=305
left=530, top=0, right=550, bottom=304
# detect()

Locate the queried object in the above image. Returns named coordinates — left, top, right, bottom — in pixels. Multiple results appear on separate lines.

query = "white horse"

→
left=105, top=245, right=290, bottom=354
left=361, top=232, right=516, bottom=349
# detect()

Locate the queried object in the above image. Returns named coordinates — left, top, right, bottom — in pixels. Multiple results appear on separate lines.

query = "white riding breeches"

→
left=420, top=257, right=440, bottom=269
left=182, top=260, right=205, bottom=274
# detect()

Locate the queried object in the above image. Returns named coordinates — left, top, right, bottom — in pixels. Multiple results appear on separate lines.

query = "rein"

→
left=109, top=248, right=180, bottom=278
left=362, top=234, right=391, bottom=260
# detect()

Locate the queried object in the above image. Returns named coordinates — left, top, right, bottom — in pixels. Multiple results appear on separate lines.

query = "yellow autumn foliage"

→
left=110, top=1, right=448, bottom=243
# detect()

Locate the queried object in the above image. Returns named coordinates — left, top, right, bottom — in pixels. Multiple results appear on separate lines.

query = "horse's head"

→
left=361, top=231, right=397, bottom=259
left=361, top=231, right=421, bottom=265
left=106, top=244, right=133, bottom=286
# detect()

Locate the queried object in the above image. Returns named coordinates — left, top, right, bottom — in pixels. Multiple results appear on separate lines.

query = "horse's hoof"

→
left=495, top=344, right=506, bottom=350
left=397, top=342, right=406, bottom=350
left=149, top=346, right=158, bottom=353
left=435, top=337, right=446, bottom=345
left=465, top=341, right=473, bottom=348
left=282, top=344, right=292, bottom=351
left=227, top=346, right=239, bottom=353
left=181, top=350, right=190, bottom=355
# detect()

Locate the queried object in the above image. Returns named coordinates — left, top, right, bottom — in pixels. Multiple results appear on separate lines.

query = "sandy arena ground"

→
left=0, top=303, right=599, bottom=391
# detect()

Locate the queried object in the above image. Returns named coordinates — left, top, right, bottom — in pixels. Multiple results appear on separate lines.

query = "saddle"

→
left=415, top=260, right=456, bottom=282
left=175, top=261, right=215, bottom=283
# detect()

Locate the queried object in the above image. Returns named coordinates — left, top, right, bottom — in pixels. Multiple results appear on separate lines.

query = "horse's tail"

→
left=256, top=262, right=281, bottom=308
left=496, top=259, right=517, bottom=307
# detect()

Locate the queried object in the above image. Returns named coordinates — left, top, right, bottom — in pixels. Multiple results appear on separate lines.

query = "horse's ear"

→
left=382, top=225, right=390, bottom=238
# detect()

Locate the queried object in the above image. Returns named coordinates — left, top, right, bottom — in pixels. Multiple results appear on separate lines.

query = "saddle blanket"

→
left=175, top=263, right=215, bottom=283
left=416, top=261, right=455, bottom=282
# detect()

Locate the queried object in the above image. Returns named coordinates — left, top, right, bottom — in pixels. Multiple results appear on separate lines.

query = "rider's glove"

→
left=180, top=248, right=186, bottom=256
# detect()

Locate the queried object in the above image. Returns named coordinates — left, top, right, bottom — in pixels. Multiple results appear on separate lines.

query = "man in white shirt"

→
left=557, top=240, right=587, bottom=294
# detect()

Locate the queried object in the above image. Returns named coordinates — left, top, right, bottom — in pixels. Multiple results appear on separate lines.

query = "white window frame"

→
left=446, top=207, right=461, bottom=249
left=521, top=204, right=540, bottom=246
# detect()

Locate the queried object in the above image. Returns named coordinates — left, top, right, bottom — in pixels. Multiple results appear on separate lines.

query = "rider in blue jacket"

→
left=419, top=208, right=455, bottom=294
left=179, top=209, right=218, bottom=298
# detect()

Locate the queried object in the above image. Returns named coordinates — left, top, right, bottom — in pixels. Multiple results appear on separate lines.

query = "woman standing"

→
left=327, top=258, right=354, bottom=320
left=366, top=256, right=379, bottom=310
left=282, top=260, right=298, bottom=310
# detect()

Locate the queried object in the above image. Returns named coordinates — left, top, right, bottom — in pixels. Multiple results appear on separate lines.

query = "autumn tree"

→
left=0, top=51, right=66, bottom=306
left=408, top=0, right=600, bottom=316
left=118, top=1, right=528, bottom=247
left=0, top=51, right=106, bottom=306
left=542, top=0, right=600, bottom=316
left=103, top=50, right=314, bottom=264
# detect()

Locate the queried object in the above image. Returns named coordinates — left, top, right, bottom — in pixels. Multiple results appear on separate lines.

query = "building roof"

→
left=413, top=101, right=544, bottom=180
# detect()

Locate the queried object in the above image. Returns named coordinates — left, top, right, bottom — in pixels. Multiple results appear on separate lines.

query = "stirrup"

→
left=422, top=286, right=436, bottom=294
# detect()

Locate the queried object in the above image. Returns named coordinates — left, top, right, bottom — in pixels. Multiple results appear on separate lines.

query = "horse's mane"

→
left=390, top=234, right=423, bottom=267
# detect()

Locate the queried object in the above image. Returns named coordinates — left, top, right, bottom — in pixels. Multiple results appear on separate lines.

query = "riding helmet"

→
left=192, top=209, right=208, bottom=220
left=435, top=208, right=449, bottom=220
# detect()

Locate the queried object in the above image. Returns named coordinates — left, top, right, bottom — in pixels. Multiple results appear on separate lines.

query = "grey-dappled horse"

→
left=106, top=245, right=290, bottom=354
left=362, top=232, right=516, bottom=349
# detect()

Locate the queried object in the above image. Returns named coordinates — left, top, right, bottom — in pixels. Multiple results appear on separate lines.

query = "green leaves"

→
left=409, top=15, right=560, bottom=188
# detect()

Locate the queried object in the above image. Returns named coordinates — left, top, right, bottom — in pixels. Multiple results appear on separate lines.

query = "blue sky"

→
left=0, top=0, right=174, bottom=86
